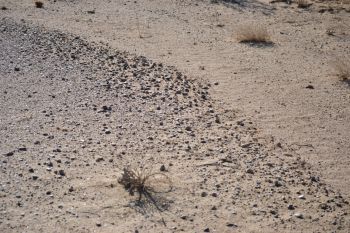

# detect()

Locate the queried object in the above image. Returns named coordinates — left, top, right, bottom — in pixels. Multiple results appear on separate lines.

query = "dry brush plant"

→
left=332, top=58, right=350, bottom=81
left=296, top=0, right=311, bottom=8
left=118, top=166, right=173, bottom=202
left=236, top=24, right=272, bottom=44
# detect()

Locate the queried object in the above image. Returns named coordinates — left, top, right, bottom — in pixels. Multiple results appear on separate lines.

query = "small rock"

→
left=5, top=151, right=14, bottom=156
left=35, top=1, right=43, bottom=8
left=105, top=130, right=111, bottom=134
left=14, top=67, right=20, bottom=71
left=28, top=168, right=34, bottom=173
left=246, top=168, right=254, bottom=174
left=298, top=194, right=305, bottom=199
left=294, top=212, right=303, bottom=219
left=69, top=186, right=74, bottom=192
left=287, top=204, right=295, bottom=210
left=18, top=147, right=27, bottom=151
left=274, top=180, right=283, bottom=187
left=58, top=170, right=65, bottom=176
left=96, top=157, right=104, bottom=162
left=226, top=223, right=237, bottom=228
left=204, top=228, right=210, bottom=232
left=96, top=223, right=101, bottom=227
left=201, top=192, right=208, bottom=197
left=305, top=85, right=314, bottom=89
left=160, top=164, right=166, bottom=171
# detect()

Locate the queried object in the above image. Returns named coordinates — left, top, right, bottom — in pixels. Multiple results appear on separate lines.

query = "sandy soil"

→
left=0, top=0, right=349, bottom=232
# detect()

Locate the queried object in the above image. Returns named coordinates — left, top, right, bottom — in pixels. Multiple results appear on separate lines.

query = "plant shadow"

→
left=127, top=190, right=173, bottom=216
left=240, top=41, right=275, bottom=48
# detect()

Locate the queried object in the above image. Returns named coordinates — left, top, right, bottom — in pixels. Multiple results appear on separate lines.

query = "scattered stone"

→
left=201, top=192, right=208, bottom=197
left=294, top=212, right=303, bottom=219
left=160, top=164, right=166, bottom=171
left=288, top=204, right=295, bottom=210
left=58, top=170, right=65, bottom=176
left=226, top=223, right=237, bottom=228
left=246, top=168, right=254, bottom=174
left=5, top=151, right=14, bottom=156
left=34, top=1, right=43, bottom=8
left=274, top=180, right=283, bottom=187
left=204, top=228, right=210, bottom=232
left=306, top=85, right=314, bottom=89
left=96, top=157, right=104, bottom=162
left=18, top=147, right=27, bottom=151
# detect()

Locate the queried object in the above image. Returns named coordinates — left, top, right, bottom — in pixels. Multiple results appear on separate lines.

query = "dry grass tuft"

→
left=236, top=25, right=272, bottom=44
left=118, top=166, right=172, bottom=201
left=297, top=0, right=311, bottom=8
left=35, top=1, right=43, bottom=8
left=333, top=59, right=350, bottom=81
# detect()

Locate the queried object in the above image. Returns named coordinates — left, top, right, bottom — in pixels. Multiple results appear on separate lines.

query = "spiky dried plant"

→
left=118, top=166, right=172, bottom=201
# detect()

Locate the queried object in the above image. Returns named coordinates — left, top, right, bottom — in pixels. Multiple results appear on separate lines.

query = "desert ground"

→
left=0, top=0, right=349, bottom=232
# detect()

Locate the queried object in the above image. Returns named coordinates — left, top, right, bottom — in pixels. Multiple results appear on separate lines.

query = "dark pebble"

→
left=226, top=223, right=237, bottom=227
left=5, top=151, right=14, bottom=156
left=96, top=157, right=104, bottom=162
left=160, top=164, right=166, bottom=171
left=201, top=192, right=208, bottom=197
left=58, top=170, right=65, bottom=176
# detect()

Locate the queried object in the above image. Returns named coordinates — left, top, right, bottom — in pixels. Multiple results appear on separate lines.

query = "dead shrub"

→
left=118, top=166, right=172, bottom=201
left=332, top=59, right=350, bottom=81
left=236, top=24, right=272, bottom=44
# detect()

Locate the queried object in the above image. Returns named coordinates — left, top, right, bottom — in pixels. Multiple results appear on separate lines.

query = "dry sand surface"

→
left=1, top=0, right=350, bottom=232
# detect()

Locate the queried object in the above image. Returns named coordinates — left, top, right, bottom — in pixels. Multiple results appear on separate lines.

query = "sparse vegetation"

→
left=118, top=166, right=172, bottom=201
left=236, top=24, right=272, bottom=44
left=35, top=1, right=43, bottom=8
left=297, top=0, right=311, bottom=8
left=333, top=59, right=350, bottom=81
